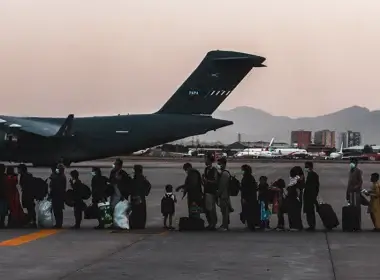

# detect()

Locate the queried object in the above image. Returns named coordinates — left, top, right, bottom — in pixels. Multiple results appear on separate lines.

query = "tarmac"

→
left=1, top=161, right=380, bottom=280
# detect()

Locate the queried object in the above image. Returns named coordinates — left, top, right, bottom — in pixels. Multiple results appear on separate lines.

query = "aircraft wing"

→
left=0, top=114, right=74, bottom=137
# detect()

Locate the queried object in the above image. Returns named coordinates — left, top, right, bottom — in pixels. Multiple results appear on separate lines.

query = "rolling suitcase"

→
left=178, top=217, right=205, bottom=231
left=318, top=203, right=339, bottom=230
left=342, top=193, right=361, bottom=232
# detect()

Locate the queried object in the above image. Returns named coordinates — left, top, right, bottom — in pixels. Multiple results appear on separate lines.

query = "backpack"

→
left=33, top=177, right=49, bottom=201
left=223, top=170, right=240, bottom=196
left=80, top=183, right=92, bottom=200
left=161, top=194, right=175, bottom=215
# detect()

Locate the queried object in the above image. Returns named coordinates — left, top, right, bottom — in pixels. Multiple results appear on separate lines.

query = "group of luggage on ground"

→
left=0, top=155, right=379, bottom=232
left=171, top=155, right=380, bottom=232
left=0, top=159, right=151, bottom=230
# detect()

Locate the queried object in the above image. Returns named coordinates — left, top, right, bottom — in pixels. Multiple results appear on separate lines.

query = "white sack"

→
left=113, top=200, right=131, bottom=230
left=36, top=198, right=54, bottom=228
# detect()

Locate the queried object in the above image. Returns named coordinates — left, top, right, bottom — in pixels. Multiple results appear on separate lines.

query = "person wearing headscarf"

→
left=240, top=164, right=258, bottom=231
left=5, top=166, right=25, bottom=227
left=130, top=164, right=151, bottom=229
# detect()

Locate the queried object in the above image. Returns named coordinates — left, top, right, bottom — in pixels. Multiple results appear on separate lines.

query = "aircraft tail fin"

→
left=55, top=114, right=74, bottom=137
left=269, top=137, right=275, bottom=147
left=339, top=142, right=343, bottom=153
left=156, top=50, right=266, bottom=115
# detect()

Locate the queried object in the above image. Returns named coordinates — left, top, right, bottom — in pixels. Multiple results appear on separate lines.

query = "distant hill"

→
left=192, top=106, right=380, bottom=144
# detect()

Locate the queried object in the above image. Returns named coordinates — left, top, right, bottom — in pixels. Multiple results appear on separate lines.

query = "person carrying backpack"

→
left=161, top=184, right=177, bottom=230
left=216, top=157, right=231, bottom=231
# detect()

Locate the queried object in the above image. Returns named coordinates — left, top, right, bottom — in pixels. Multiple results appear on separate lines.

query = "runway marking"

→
left=0, top=229, right=62, bottom=246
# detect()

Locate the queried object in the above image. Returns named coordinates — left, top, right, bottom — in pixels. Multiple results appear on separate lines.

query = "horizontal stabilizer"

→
left=157, top=50, right=266, bottom=115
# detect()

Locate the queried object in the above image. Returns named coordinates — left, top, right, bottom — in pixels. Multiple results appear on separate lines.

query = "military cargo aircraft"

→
left=0, top=50, right=266, bottom=166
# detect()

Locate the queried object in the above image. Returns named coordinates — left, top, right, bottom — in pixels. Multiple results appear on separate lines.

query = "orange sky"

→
left=1, top=0, right=380, bottom=118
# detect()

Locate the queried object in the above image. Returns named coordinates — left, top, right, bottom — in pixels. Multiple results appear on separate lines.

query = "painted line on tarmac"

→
left=0, top=229, right=62, bottom=246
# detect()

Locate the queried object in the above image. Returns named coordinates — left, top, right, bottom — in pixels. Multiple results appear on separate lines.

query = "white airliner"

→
left=234, top=138, right=275, bottom=158
left=271, top=148, right=309, bottom=157
left=327, top=143, right=343, bottom=159
left=235, top=137, right=311, bottom=158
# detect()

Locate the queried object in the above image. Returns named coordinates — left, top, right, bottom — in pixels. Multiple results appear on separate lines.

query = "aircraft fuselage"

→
left=0, top=114, right=232, bottom=166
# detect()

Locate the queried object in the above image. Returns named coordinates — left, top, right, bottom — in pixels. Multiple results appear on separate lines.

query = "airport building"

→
left=290, top=130, right=312, bottom=149
left=340, top=131, right=361, bottom=148
left=314, top=130, right=336, bottom=148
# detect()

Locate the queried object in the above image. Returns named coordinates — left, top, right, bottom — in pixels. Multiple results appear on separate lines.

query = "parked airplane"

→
left=273, top=148, right=309, bottom=157
left=327, top=143, right=343, bottom=159
left=236, top=137, right=308, bottom=158
left=234, top=138, right=275, bottom=158
left=0, top=50, right=266, bottom=166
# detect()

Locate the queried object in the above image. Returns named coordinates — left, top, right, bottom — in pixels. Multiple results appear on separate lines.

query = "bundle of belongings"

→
left=36, top=197, right=54, bottom=228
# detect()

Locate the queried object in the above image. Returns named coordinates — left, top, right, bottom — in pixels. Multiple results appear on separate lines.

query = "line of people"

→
left=173, top=155, right=380, bottom=232
left=1, top=156, right=379, bottom=231
left=0, top=159, right=151, bottom=230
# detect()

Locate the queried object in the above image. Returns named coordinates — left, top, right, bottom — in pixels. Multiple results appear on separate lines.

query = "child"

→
left=258, top=176, right=271, bottom=230
left=161, top=184, right=177, bottom=230
left=270, top=179, right=286, bottom=231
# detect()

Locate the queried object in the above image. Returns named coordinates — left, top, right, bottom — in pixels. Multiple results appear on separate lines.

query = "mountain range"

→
left=193, top=106, right=380, bottom=145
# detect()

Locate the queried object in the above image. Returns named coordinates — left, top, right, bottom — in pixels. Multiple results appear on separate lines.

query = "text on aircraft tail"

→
left=156, top=50, right=266, bottom=115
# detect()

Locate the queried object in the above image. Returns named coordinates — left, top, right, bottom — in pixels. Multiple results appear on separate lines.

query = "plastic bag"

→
left=260, top=201, right=271, bottom=221
left=98, top=201, right=113, bottom=226
left=113, top=200, right=131, bottom=229
left=36, top=198, right=54, bottom=228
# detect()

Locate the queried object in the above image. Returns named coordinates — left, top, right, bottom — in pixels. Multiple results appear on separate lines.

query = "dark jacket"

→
left=241, top=174, right=257, bottom=202
left=304, top=171, right=319, bottom=199
left=70, top=179, right=83, bottom=201
left=132, top=174, right=151, bottom=199
left=303, top=170, right=319, bottom=212
left=177, top=168, right=203, bottom=205
left=19, top=172, right=34, bottom=202
left=0, top=174, right=6, bottom=200
left=91, top=175, right=109, bottom=202
left=109, top=169, right=132, bottom=199
left=258, top=183, right=270, bottom=203
left=50, top=173, right=67, bottom=208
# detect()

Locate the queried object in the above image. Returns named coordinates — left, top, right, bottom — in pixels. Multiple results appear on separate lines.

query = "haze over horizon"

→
left=1, top=1, right=380, bottom=118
